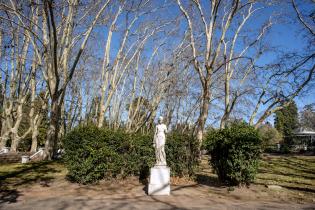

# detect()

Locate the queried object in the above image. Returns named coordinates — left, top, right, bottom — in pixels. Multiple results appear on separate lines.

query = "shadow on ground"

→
left=256, top=155, right=315, bottom=193
left=2, top=193, right=314, bottom=210
left=195, top=174, right=224, bottom=187
left=0, top=161, right=61, bottom=204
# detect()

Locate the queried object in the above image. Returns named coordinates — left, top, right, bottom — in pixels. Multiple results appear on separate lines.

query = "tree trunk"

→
left=220, top=74, right=230, bottom=129
left=97, top=89, right=107, bottom=128
left=0, top=136, right=9, bottom=149
left=44, top=99, right=60, bottom=160
left=196, top=88, right=210, bottom=147
left=9, top=102, right=25, bottom=152
left=30, top=126, right=39, bottom=152
left=0, top=121, right=9, bottom=148
left=10, top=130, right=19, bottom=152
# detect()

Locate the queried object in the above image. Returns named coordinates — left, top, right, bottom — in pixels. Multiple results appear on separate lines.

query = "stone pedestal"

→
left=21, top=155, right=30, bottom=164
left=148, top=166, right=170, bottom=195
left=2, top=147, right=9, bottom=153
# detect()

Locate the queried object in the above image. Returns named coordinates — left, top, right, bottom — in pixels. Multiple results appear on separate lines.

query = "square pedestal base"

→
left=148, top=166, right=170, bottom=195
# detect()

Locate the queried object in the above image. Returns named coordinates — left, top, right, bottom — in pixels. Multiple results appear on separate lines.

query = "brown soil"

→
left=1, top=175, right=314, bottom=210
left=1, top=155, right=315, bottom=210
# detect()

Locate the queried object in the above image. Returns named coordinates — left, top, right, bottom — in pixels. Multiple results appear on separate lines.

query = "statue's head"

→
left=158, top=116, right=164, bottom=124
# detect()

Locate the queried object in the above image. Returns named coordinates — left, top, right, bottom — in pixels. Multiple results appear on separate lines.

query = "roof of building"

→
left=294, top=128, right=315, bottom=135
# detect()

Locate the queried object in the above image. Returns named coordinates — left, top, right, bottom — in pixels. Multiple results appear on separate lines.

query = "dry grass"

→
left=0, top=160, right=66, bottom=190
left=255, top=155, right=315, bottom=192
left=0, top=154, right=314, bottom=203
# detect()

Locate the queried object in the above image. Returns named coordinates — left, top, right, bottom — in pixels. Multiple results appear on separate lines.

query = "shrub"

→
left=166, top=131, right=199, bottom=177
left=257, top=124, right=282, bottom=150
left=129, top=133, right=155, bottom=179
left=63, top=125, right=122, bottom=184
left=63, top=125, right=198, bottom=184
left=280, top=144, right=291, bottom=154
left=204, top=123, right=262, bottom=186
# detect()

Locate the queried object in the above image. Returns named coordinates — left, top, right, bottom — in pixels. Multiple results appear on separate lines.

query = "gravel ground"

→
left=1, top=177, right=314, bottom=210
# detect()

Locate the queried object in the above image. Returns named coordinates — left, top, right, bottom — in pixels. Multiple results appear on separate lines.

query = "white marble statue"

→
left=153, top=116, right=168, bottom=166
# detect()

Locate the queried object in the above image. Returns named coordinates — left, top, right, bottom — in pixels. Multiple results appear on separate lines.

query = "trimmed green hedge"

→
left=63, top=125, right=198, bottom=184
left=204, top=123, right=262, bottom=186
left=166, top=132, right=199, bottom=177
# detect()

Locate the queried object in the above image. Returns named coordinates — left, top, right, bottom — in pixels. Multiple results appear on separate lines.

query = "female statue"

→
left=153, top=116, right=168, bottom=166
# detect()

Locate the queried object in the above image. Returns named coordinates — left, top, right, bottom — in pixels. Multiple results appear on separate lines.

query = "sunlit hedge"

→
left=205, top=123, right=262, bottom=186
left=63, top=125, right=198, bottom=184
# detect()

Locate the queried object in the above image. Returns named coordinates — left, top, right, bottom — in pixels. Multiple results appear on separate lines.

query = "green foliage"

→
left=255, top=156, right=315, bottom=193
left=63, top=125, right=198, bottom=184
left=274, top=101, right=299, bottom=137
left=18, top=124, right=48, bottom=151
left=166, top=131, right=199, bottom=177
left=280, top=144, right=291, bottom=154
left=204, top=123, right=262, bottom=186
left=258, top=124, right=282, bottom=150
left=63, top=125, right=152, bottom=184
left=18, top=92, right=49, bottom=151
left=300, top=103, right=315, bottom=130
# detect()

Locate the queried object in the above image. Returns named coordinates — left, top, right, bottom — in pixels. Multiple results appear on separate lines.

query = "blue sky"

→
left=260, top=3, right=314, bottom=111
left=51, top=0, right=315, bottom=125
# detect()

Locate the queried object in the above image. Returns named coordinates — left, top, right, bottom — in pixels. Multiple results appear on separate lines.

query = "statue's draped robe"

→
left=154, top=124, right=167, bottom=166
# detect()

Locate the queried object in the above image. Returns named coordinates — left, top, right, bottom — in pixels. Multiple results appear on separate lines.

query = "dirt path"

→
left=1, top=156, right=315, bottom=210
left=1, top=176, right=315, bottom=210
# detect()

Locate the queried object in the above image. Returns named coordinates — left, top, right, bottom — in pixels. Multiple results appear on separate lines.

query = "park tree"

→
left=95, top=1, right=174, bottom=129
left=0, top=0, right=313, bottom=159
left=258, top=123, right=282, bottom=149
left=0, top=4, right=46, bottom=152
left=0, top=0, right=112, bottom=158
left=300, top=104, right=315, bottom=130
left=274, top=101, right=299, bottom=137
left=248, top=0, right=314, bottom=129
left=176, top=0, right=267, bottom=146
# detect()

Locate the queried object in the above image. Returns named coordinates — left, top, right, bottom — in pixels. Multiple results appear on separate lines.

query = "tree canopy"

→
left=274, top=101, right=299, bottom=137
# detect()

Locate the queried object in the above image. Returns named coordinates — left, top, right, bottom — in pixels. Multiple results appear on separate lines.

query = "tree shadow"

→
left=256, top=176, right=315, bottom=193
left=281, top=158, right=315, bottom=170
left=1, top=161, right=55, bottom=178
left=171, top=184, right=198, bottom=192
left=142, top=184, right=148, bottom=195
left=281, top=185, right=315, bottom=193
left=0, top=161, right=62, bottom=204
left=259, top=159, right=315, bottom=177
left=258, top=168, right=315, bottom=180
left=0, top=188, right=22, bottom=204
left=36, top=194, right=195, bottom=210
left=150, top=196, right=191, bottom=210
left=195, top=174, right=224, bottom=187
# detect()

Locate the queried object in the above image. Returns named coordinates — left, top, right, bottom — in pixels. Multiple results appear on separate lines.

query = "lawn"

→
left=0, top=160, right=66, bottom=190
left=255, top=155, right=315, bottom=193
left=0, top=155, right=314, bottom=197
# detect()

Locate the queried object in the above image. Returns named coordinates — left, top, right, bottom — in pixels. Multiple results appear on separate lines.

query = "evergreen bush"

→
left=63, top=125, right=121, bottom=184
left=63, top=125, right=198, bottom=184
left=166, top=131, right=199, bottom=177
left=205, top=123, right=262, bottom=186
left=258, top=124, right=282, bottom=150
